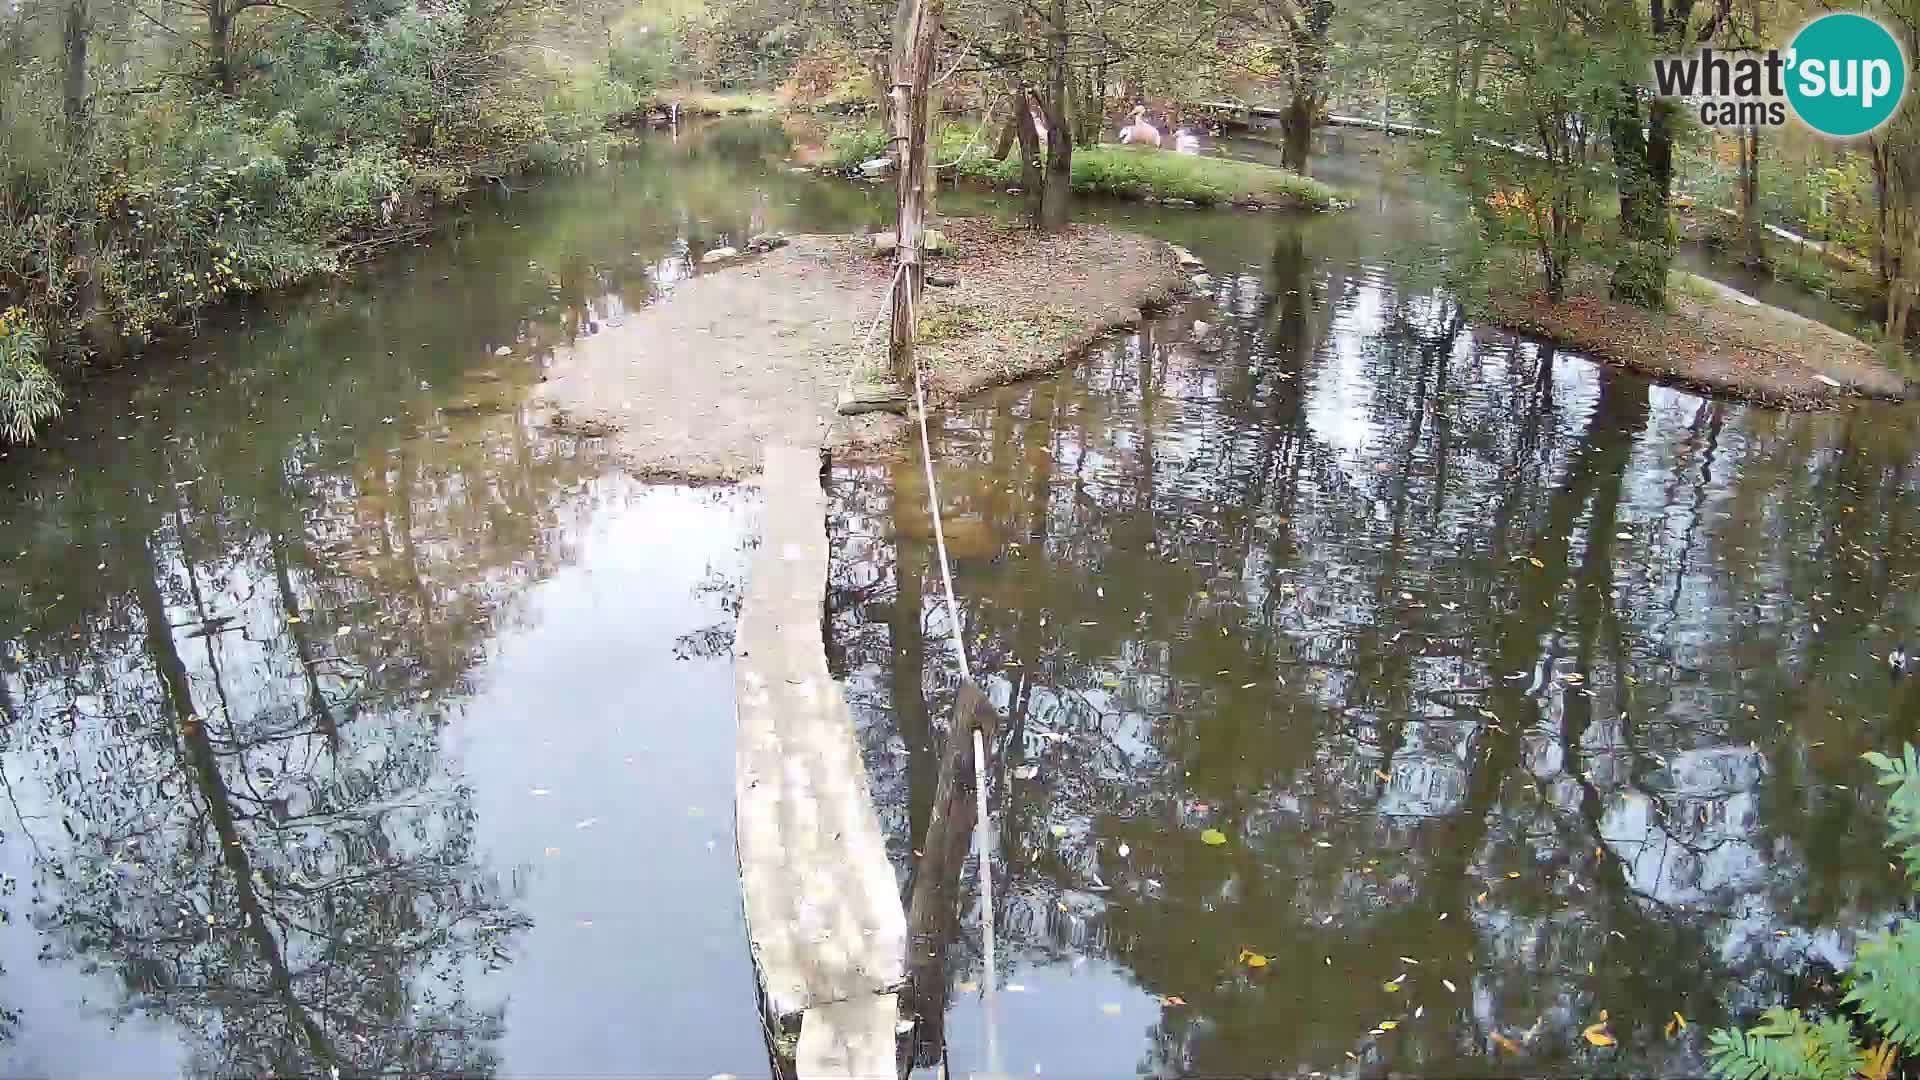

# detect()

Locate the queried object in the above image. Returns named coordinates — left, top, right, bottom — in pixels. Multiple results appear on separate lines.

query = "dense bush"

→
left=0, top=0, right=652, bottom=443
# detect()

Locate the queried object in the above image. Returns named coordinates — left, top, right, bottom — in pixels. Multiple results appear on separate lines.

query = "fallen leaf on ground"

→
left=1239, top=949, right=1270, bottom=968
left=1201, top=828, right=1228, bottom=846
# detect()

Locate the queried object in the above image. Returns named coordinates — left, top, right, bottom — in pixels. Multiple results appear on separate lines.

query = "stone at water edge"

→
left=700, top=247, right=740, bottom=264
left=1169, top=244, right=1205, bottom=271
left=838, top=382, right=910, bottom=415
left=859, top=157, right=893, bottom=176
left=1191, top=273, right=1213, bottom=290
left=493, top=345, right=512, bottom=356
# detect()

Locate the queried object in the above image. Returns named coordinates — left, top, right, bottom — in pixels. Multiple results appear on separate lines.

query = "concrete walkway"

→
left=734, top=446, right=906, bottom=1078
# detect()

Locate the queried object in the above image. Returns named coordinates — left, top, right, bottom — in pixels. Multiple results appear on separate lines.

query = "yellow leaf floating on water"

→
left=1238, top=949, right=1270, bottom=968
left=1379, top=1021, right=1399, bottom=1031
left=1201, top=828, right=1228, bottom=846
left=1583, top=1017, right=1616, bottom=1047
left=1051, top=824, right=1068, bottom=838
left=1529, top=557, right=1545, bottom=568
left=1490, top=1032, right=1523, bottom=1054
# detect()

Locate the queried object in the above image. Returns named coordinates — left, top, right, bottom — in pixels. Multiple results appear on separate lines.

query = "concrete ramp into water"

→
left=734, top=445, right=906, bottom=1079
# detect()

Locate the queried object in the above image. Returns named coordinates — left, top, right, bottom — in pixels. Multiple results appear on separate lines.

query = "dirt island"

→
left=534, top=217, right=1183, bottom=480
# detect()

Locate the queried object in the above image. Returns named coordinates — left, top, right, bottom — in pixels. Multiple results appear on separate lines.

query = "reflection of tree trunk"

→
left=1432, top=372, right=1649, bottom=909
left=135, top=535, right=339, bottom=1068
left=181, top=676, right=340, bottom=1070
left=132, top=531, right=339, bottom=1067
left=893, top=455, right=932, bottom=847
left=394, top=444, right=432, bottom=621
left=271, top=529, right=339, bottom=747
left=174, top=505, right=235, bottom=721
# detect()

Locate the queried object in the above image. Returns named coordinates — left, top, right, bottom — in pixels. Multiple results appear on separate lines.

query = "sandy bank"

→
left=534, top=218, right=1182, bottom=480
left=1486, top=271, right=1913, bottom=409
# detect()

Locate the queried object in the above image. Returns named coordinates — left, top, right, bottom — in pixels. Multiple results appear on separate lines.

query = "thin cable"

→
left=907, top=278, right=969, bottom=684
left=906, top=276, right=999, bottom=1075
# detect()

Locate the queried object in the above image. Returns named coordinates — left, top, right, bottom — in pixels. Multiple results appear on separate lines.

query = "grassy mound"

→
left=826, top=124, right=1343, bottom=211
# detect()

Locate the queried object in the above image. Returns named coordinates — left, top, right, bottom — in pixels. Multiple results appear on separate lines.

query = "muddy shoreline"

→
left=536, top=218, right=1185, bottom=480
left=1485, top=271, right=1913, bottom=410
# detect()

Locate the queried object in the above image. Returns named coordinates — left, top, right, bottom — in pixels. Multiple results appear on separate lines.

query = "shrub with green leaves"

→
left=0, top=311, right=60, bottom=443
left=1707, top=745, right=1920, bottom=1080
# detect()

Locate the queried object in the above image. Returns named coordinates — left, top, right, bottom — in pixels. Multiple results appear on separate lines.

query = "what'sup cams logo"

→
left=1652, top=12, right=1908, bottom=137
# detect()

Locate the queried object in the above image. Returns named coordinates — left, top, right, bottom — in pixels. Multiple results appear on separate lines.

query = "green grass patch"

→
left=825, top=123, right=1342, bottom=211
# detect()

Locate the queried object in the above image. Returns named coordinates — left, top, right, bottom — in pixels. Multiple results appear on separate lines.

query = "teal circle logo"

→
left=1787, top=13, right=1907, bottom=137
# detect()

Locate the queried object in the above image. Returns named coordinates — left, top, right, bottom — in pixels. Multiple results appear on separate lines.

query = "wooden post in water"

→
left=887, top=0, right=941, bottom=387
left=903, top=679, right=1000, bottom=1070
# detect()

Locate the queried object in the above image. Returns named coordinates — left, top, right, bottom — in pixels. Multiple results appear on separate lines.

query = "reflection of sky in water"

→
left=833, top=191, right=1920, bottom=1075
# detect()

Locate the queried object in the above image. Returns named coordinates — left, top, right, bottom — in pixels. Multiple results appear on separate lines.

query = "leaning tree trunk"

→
left=208, top=0, right=235, bottom=93
left=1038, top=0, right=1073, bottom=232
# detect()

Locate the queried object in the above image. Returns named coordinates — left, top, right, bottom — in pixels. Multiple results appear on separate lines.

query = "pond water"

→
left=2, top=118, right=1918, bottom=1077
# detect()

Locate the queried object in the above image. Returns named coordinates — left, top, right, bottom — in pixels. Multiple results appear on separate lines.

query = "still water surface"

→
left=2, top=119, right=1916, bottom=1076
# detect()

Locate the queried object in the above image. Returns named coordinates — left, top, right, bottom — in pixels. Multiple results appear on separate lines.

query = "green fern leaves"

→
left=1706, top=1007, right=1863, bottom=1080
left=1707, top=747, right=1920, bottom=1080
left=1845, top=922, right=1920, bottom=1053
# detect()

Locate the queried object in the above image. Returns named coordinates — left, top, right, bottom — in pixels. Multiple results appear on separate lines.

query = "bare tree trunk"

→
left=1016, top=85, right=1042, bottom=228
left=63, top=0, right=89, bottom=150
left=65, top=0, right=119, bottom=359
left=1739, top=125, right=1764, bottom=266
left=1281, top=93, right=1312, bottom=173
left=1039, top=0, right=1073, bottom=232
left=887, top=0, right=941, bottom=383
left=209, top=0, right=234, bottom=93
left=1875, top=137, right=1893, bottom=291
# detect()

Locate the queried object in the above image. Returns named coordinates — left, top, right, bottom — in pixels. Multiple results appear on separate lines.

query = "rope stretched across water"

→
left=870, top=260, right=1002, bottom=1073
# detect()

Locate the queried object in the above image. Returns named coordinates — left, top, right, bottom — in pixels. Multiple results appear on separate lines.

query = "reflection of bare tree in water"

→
left=28, top=527, right=527, bottom=1077
left=828, top=213, right=1920, bottom=1075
